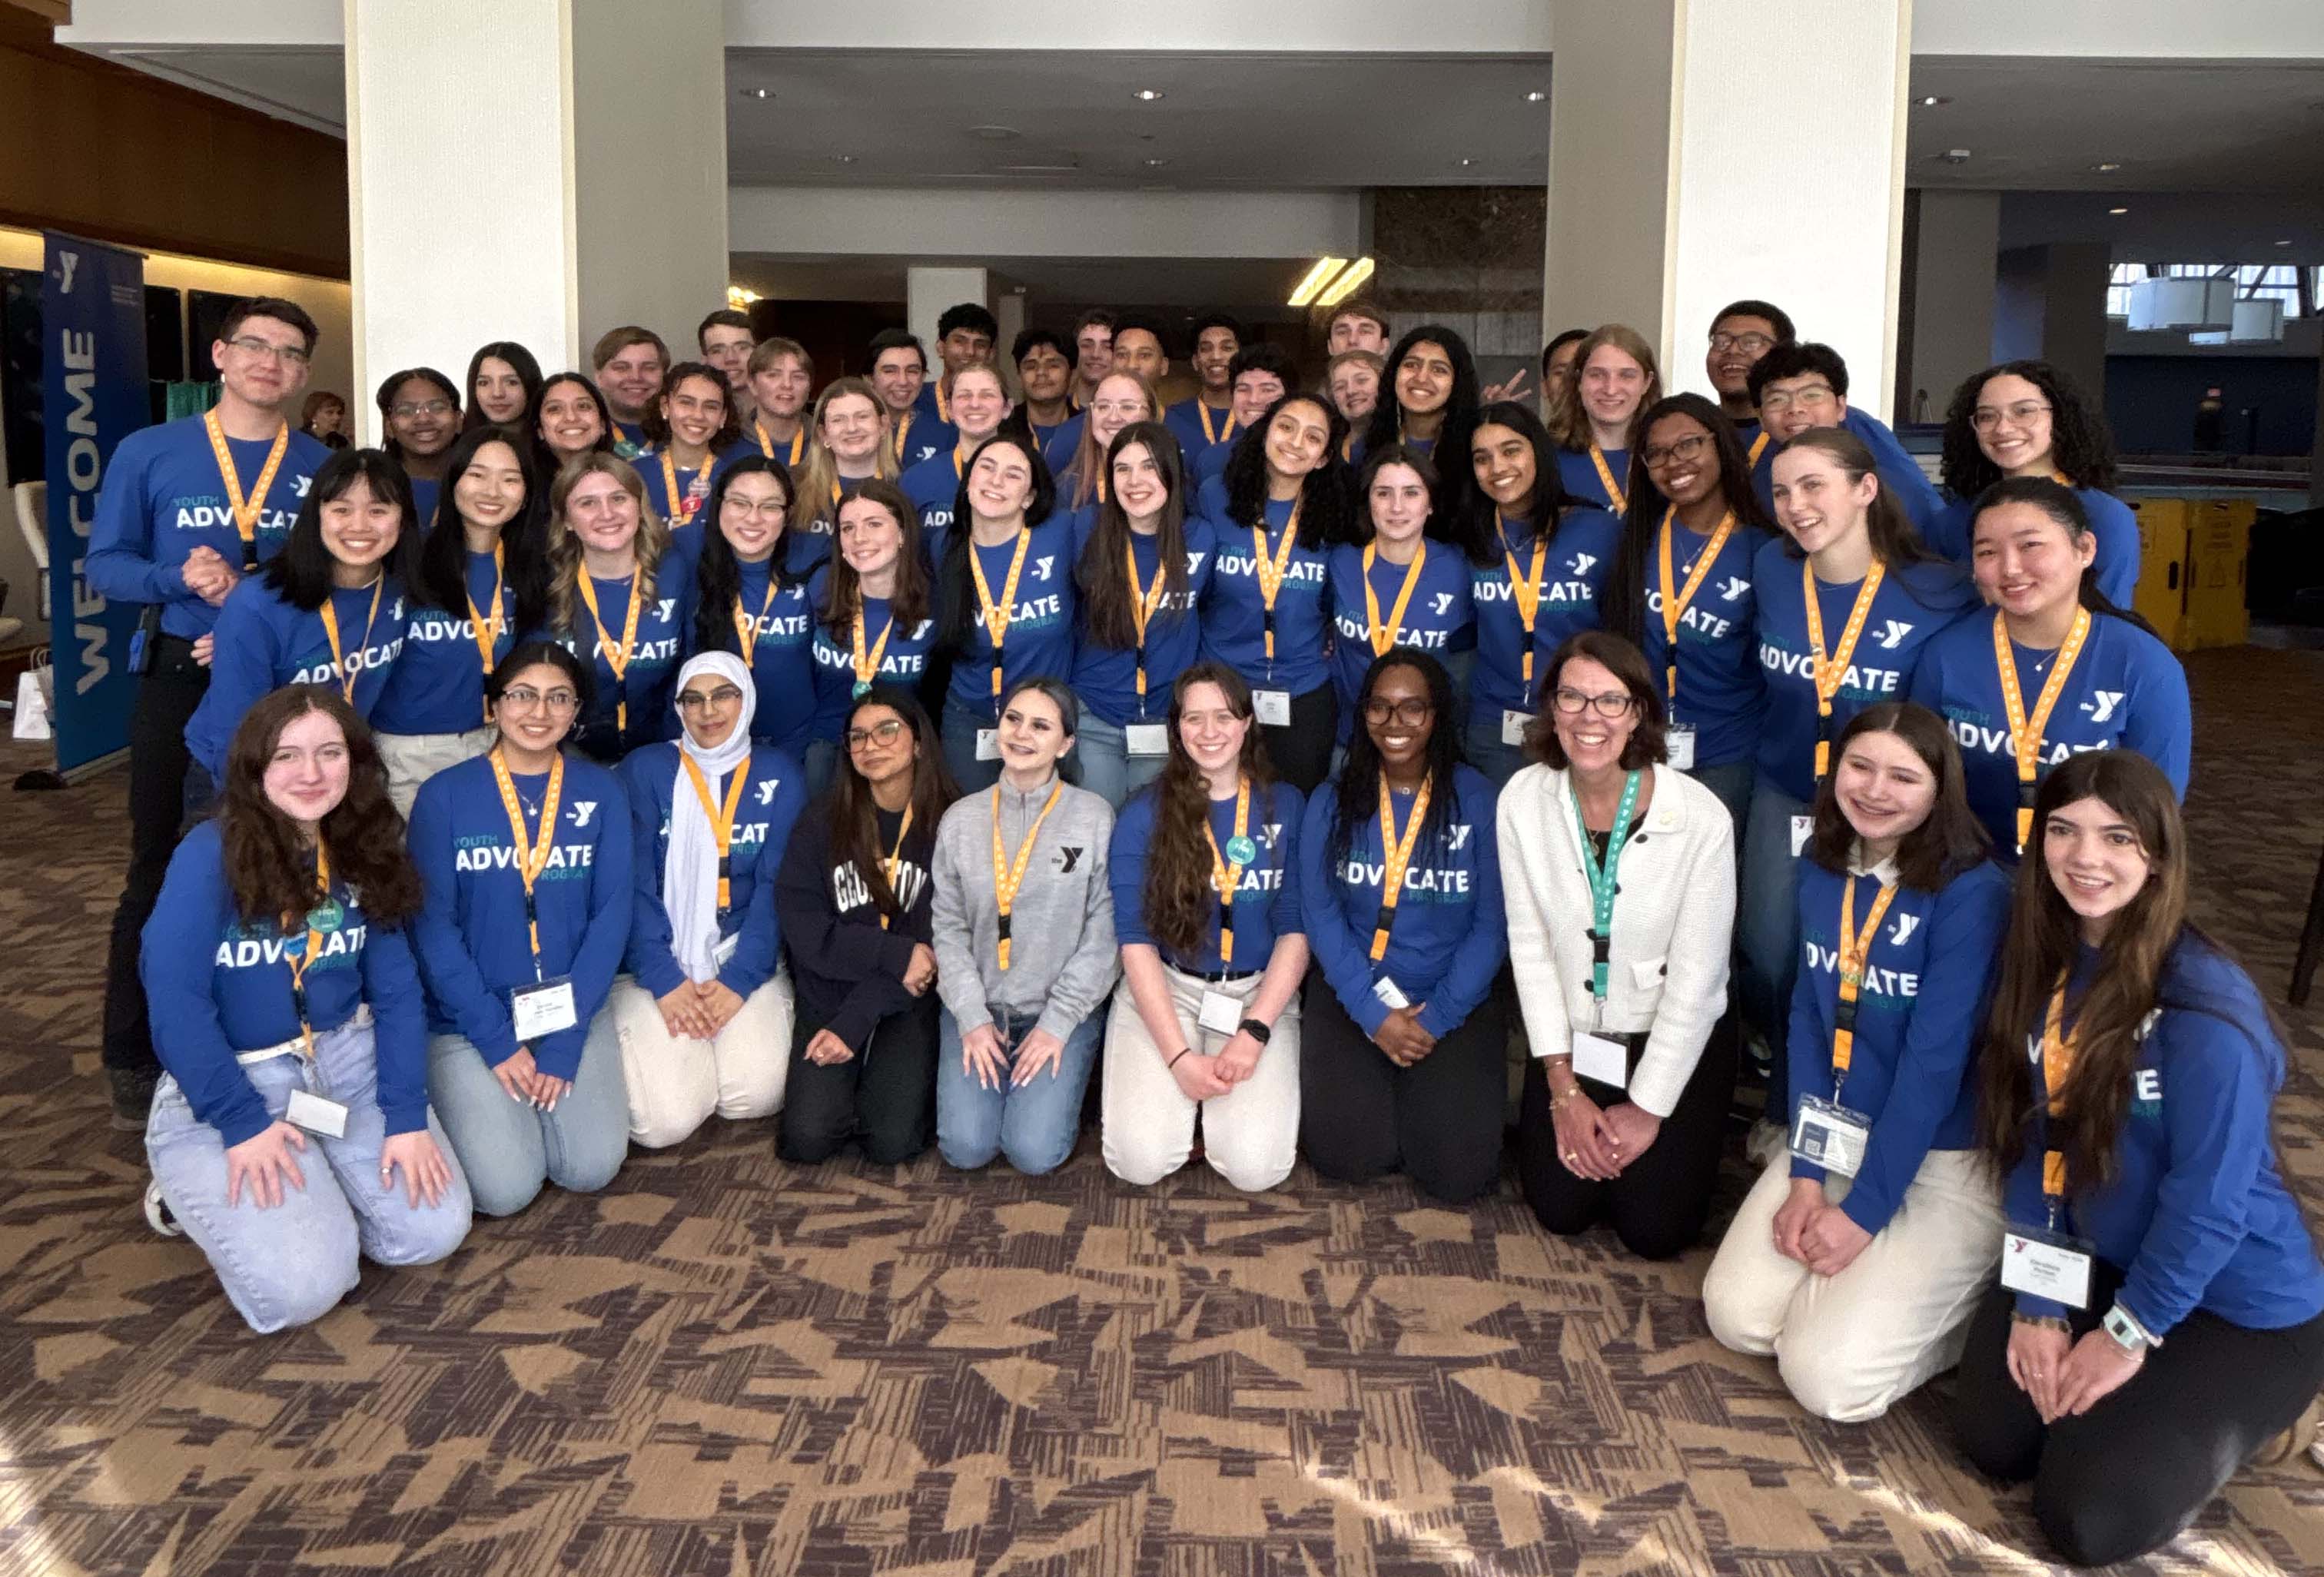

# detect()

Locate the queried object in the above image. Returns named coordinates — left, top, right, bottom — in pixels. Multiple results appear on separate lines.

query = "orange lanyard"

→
left=680, top=755, right=750, bottom=911
left=1363, top=540, right=1426, bottom=657
left=575, top=569, right=644, bottom=733
left=1250, top=499, right=1304, bottom=663
left=1831, top=873, right=1899, bottom=1082
left=1588, top=443, right=1628, bottom=513
left=1656, top=506, right=1733, bottom=702
left=990, top=780, right=1064, bottom=971
left=466, top=544, right=506, bottom=722
left=1746, top=430, right=1770, bottom=468
left=1991, top=607, right=2091, bottom=853
left=852, top=602, right=895, bottom=693
left=2038, top=977, right=2081, bottom=1208
left=1801, top=559, right=1886, bottom=782
left=283, top=842, right=332, bottom=1057
left=1369, top=779, right=1433, bottom=962
left=1200, top=778, right=1253, bottom=967
left=1197, top=402, right=1235, bottom=447
left=732, top=569, right=782, bottom=669
left=1500, top=522, right=1549, bottom=700
left=878, top=804, right=915, bottom=931
left=755, top=423, right=805, bottom=467
left=892, top=410, right=915, bottom=463
left=204, top=410, right=289, bottom=570
left=487, top=748, right=566, bottom=968
left=1125, top=536, right=1167, bottom=710
left=317, top=577, right=387, bottom=704
left=968, top=528, right=1032, bottom=709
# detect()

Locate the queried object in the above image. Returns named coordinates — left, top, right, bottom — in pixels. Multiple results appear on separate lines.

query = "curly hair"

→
left=218, top=686, right=421, bottom=930
left=1939, top=360, right=2117, bottom=498
left=1220, top=393, right=1352, bottom=553
left=1139, top=663, right=1278, bottom=956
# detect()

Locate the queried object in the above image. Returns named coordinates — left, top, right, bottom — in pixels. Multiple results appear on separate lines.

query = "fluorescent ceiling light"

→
left=1288, top=257, right=1349, bottom=308
left=1316, top=257, right=1376, bottom=308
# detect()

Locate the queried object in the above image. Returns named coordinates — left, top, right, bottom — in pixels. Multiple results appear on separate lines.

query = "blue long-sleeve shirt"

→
left=86, top=417, right=329, bottom=638
left=1467, top=507, right=1624, bottom=718
left=2004, top=936, right=2324, bottom=1335
left=615, top=742, right=806, bottom=1001
left=184, top=576, right=409, bottom=780
left=1924, top=486, right=2140, bottom=609
left=1785, top=856, right=2012, bottom=1236
left=1037, top=411, right=1086, bottom=476
left=706, top=543, right=827, bottom=755
left=1752, top=542, right=1980, bottom=801
left=1070, top=515, right=1216, bottom=726
left=1200, top=497, right=1333, bottom=697
left=900, top=447, right=970, bottom=540
left=1325, top=542, right=1476, bottom=744
left=552, top=570, right=693, bottom=758
left=407, top=751, right=632, bottom=1080
left=891, top=410, right=954, bottom=470
left=1296, top=766, right=1504, bottom=1039
left=1907, top=609, right=2192, bottom=858
left=1556, top=445, right=1631, bottom=512
left=1164, top=399, right=1240, bottom=467
left=1109, top=780, right=1305, bottom=974
left=806, top=577, right=938, bottom=740
left=1751, top=408, right=1944, bottom=538
left=636, top=443, right=745, bottom=569
left=1639, top=516, right=1771, bottom=770
left=370, top=550, right=516, bottom=735
left=141, top=820, right=431, bottom=1147
left=944, top=518, right=1078, bottom=718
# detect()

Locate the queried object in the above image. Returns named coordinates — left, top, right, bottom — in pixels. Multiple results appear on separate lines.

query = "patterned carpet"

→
left=2, top=646, right=2319, bottom=1577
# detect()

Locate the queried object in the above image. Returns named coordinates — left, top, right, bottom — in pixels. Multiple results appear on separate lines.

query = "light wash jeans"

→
left=1737, top=776, right=1812, bottom=1113
left=144, top=1017, right=473, bottom=1333
left=1074, top=713, right=1169, bottom=811
left=937, top=1004, right=1104, bottom=1175
left=425, top=1009, right=630, bottom=1217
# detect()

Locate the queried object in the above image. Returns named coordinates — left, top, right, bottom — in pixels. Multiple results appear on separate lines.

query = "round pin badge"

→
left=1224, top=834, right=1259, bottom=867
left=307, top=898, right=346, bottom=933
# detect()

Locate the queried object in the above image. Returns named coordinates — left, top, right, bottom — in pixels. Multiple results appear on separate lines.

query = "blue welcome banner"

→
left=42, top=232, right=148, bottom=772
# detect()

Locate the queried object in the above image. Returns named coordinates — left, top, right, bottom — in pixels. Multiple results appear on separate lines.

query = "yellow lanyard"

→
left=852, top=602, right=895, bottom=693
left=1831, top=873, right=1899, bottom=1081
left=466, top=543, right=506, bottom=722
left=1250, top=499, right=1305, bottom=663
left=1369, top=779, right=1433, bottom=962
left=1588, top=443, right=1628, bottom=513
left=660, top=451, right=712, bottom=524
left=755, top=423, right=805, bottom=467
left=317, top=577, right=387, bottom=704
left=732, top=569, right=782, bottom=669
left=1197, top=402, right=1235, bottom=447
left=968, top=528, right=1032, bottom=708
left=934, top=383, right=951, bottom=424
left=1656, top=506, right=1734, bottom=703
left=284, top=842, right=332, bottom=1057
left=1746, top=430, right=1770, bottom=468
left=680, top=755, right=751, bottom=911
left=892, top=410, right=915, bottom=463
left=204, top=410, right=289, bottom=570
left=575, top=569, right=644, bottom=733
left=1500, top=522, right=1549, bottom=699
left=1992, top=607, right=2092, bottom=853
left=990, top=780, right=1064, bottom=971
left=1200, top=778, right=1253, bottom=967
left=878, top=803, right=915, bottom=931
left=1801, top=559, right=1886, bottom=782
left=2039, top=977, right=2080, bottom=1206
left=1363, top=540, right=1426, bottom=657
left=1125, top=536, right=1167, bottom=710
left=488, top=747, right=566, bottom=965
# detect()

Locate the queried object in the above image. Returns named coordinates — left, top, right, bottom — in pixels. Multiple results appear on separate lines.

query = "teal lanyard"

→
left=1570, top=770, right=1642, bottom=1006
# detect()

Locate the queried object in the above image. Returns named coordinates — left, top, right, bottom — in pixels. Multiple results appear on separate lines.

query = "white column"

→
left=344, top=0, right=728, bottom=442
left=1545, top=0, right=1912, bottom=404
left=1907, top=188, right=2000, bottom=422
left=907, top=266, right=988, bottom=364
left=994, top=289, right=1028, bottom=396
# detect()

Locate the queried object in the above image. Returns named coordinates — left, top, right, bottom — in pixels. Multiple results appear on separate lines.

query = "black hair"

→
left=1940, top=359, right=2119, bottom=496
left=697, top=307, right=752, bottom=346
left=413, top=425, right=549, bottom=633
left=1711, top=299, right=1797, bottom=344
left=1459, top=400, right=1577, bottom=566
left=1227, top=341, right=1299, bottom=391
left=640, top=360, right=743, bottom=452
left=375, top=367, right=462, bottom=462
left=1541, top=327, right=1589, bottom=376
left=461, top=342, right=545, bottom=433
left=528, top=371, right=616, bottom=470
left=934, top=432, right=1060, bottom=648
left=1111, top=311, right=1168, bottom=349
left=1220, top=392, right=1351, bottom=553
left=938, top=303, right=1000, bottom=342
left=692, top=455, right=811, bottom=655
left=1188, top=312, right=1245, bottom=351
left=1011, top=326, right=1074, bottom=368
left=1363, top=324, right=1484, bottom=521
left=1967, top=476, right=2160, bottom=636
left=218, top=297, right=319, bottom=354
left=1327, top=649, right=1462, bottom=878
left=867, top=328, right=927, bottom=370
left=1073, top=308, right=1118, bottom=337
left=261, top=447, right=428, bottom=613
left=1602, top=393, right=1774, bottom=647
left=1746, top=340, right=1850, bottom=405
left=487, top=638, right=595, bottom=719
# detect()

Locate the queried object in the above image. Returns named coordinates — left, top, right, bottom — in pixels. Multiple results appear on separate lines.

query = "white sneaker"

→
left=143, top=1179, right=181, bottom=1238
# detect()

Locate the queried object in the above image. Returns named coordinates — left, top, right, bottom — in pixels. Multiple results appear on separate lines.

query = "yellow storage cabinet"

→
left=2130, top=496, right=2253, bottom=651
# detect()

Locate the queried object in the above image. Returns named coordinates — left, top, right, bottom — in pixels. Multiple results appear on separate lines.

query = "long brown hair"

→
left=1076, top=420, right=1190, bottom=650
left=1806, top=702, right=1992, bottom=890
left=1549, top=323, right=1662, bottom=451
left=1060, top=370, right=1158, bottom=509
left=1769, top=427, right=1941, bottom=569
left=1975, top=752, right=2191, bottom=1188
left=826, top=687, right=958, bottom=921
left=1140, top=663, right=1276, bottom=955
left=820, top=480, right=931, bottom=639
left=546, top=452, right=669, bottom=631
left=219, top=687, right=421, bottom=929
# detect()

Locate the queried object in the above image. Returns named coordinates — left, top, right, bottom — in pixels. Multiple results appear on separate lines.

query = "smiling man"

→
left=592, top=326, right=669, bottom=458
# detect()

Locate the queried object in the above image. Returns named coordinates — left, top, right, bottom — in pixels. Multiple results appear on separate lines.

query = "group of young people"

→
left=81, top=290, right=2319, bottom=1569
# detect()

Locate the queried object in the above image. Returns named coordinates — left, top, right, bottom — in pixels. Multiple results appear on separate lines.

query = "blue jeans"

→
left=936, top=1004, right=1104, bottom=1175
left=1074, top=712, right=1168, bottom=810
left=426, top=1011, right=631, bottom=1217
left=145, top=1016, right=473, bottom=1333
left=1737, top=776, right=1811, bottom=1111
left=1464, top=711, right=1532, bottom=790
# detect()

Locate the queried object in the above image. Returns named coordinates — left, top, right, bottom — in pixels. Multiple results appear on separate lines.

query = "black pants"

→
left=777, top=995, right=940, bottom=1165
left=1299, top=968, right=1506, bottom=1203
left=1951, top=1264, right=2324, bottom=1568
left=1260, top=682, right=1337, bottom=795
left=1516, top=1018, right=1738, bottom=1260
left=101, top=637, right=210, bottom=1076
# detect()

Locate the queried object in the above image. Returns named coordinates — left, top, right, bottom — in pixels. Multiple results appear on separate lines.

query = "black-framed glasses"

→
left=845, top=718, right=908, bottom=749
left=1758, top=384, right=1836, bottom=415
left=1708, top=331, right=1775, bottom=356
left=1552, top=686, right=1635, bottom=719
left=391, top=399, right=454, bottom=419
left=1361, top=697, right=1434, bottom=727
left=1640, top=433, right=1711, bottom=469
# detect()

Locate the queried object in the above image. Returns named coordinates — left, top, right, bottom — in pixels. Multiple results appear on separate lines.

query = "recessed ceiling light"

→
left=2093, top=161, right=2121, bottom=172
left=1458, top=158, right=1475, bottom=168
left=1524, top=90, right=1547, bottom=103
left=968, top=124, right=1021, bottom=141
left=1143, top=158, right=1170, bottom=168
left=2108, top=206, right=2129, bottom=215
left=1917, top=95, right=1950, bottom=108
left=1132, top=88, right=1164, bottom=101
left=2276, top=237, right=2294, bottom=246
left=832, top=154, right=857, bottom=164
left=739, top=87, right=773, bottom=101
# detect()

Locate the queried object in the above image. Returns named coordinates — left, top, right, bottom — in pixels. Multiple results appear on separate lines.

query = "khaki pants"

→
left=378, top=726, right=496, bottom=819
left=1702, top=1146, right=2004, bottom=1422
left=1101, top=965, right=1300, bottom=1192
left=606, top=972, right=795, bottom=1148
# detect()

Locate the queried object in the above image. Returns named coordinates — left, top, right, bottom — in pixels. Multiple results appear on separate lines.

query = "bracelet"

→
left=1549, top=1084, right=1584, bottom=1111
left=1167, top=1048, right=1191, bottom=1069
left=2010, top=1313, right=2071, bottom=1334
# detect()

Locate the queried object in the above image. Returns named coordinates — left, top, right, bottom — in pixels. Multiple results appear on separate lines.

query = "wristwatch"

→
left=1237, top=1017, right=1273, bottom=1046
left=2102, top=1302, right=2159, bottom=1355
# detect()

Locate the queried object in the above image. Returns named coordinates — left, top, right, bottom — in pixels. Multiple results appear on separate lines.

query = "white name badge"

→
left=975, top=727, right=1001, bottom=762
left=1790, top=814, right=1815, bottom=858
left=1790, top=1094, right=1871, bottom=1177
left=1571, top=1031, right=1630, bottom=1088
left=1999, top=1230, right=2096, bottom=1310
left=1253, top=689, right=1293, bottom=726
left=712, top=931, right=741, bottom=968
left=1125, top=722, right=1170, bottom=757
left=510, top=976, right=579, bottom=1041
left=1665, top=725, right=1696, bottom=772
left=1502, top=709, right=1530, bottom=747
left=284, top=1087, right=350, bottom=1139
left=1373, top=976, right=1411, bottom=1011
left=1197, top=988, right=1244, bottom=1036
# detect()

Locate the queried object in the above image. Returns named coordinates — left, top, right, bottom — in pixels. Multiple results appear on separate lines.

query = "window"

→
left=2108, top=262, right=2317, bottom=320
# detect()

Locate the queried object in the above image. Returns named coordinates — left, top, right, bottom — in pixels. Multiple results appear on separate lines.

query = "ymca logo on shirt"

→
left=1719, top=575, right=1751, bottom=603
left=755, top=779, right=780, bottom=806
left=568, top=801, right=599, bottom=828
left=2084, top=690, right=2126, bottom=724
left=1051, top=845, right=1085, bottom=875
left=1890, top=913, right=1921, bottom=947
left=1569, top=552, right=1597, bottom=579
left=1874, top=619, right=1915, bottom=650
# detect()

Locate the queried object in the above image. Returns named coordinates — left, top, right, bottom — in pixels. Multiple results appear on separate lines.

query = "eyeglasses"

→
left=1970, top=401, right=2052, bottom=432
left=500, top=686, right=579, bottom=713
left=845, top=718, right=908, bottom=749
left=391, top=399, right=455, bottom=420
left=722, top=495, right=788, bottom=519
left=1708, top=332, right=1776, bottom=356
left=1759, top=385, right=1836, bottom=415
left=226, top=335, right=311, bottom=367
left=1362, top=697, right=1434, bottom=727
left=678, top=685, right=745, bottom=710
left=1640, top=433, right=1711, bottom=469
left=1552, top=686, right=1635, bottom=718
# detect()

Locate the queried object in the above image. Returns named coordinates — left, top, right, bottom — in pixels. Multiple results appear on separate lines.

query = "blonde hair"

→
left=1551, top=323, right=1662, bottom=451
left=546, top=453, right=669, bottom=631
left=793, top=376, right=898, bottom=530
left=1061, top=370, right=1159, bottom=510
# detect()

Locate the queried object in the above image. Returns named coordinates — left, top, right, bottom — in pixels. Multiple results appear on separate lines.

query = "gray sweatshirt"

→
left=929, top=774, right=1120, bottom=1041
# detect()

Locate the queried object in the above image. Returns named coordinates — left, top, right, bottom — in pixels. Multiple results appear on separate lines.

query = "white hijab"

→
left=666, top=651, right=757, bottom=983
